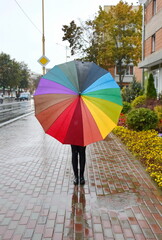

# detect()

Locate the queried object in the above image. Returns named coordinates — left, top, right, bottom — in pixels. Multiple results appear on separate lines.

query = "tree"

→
left=93, top=1, right=142, bottom=86
left=62, top=19, right=100, bottom=62
left=62, top=1, right=142, bottom=87
left=8, top=60, right=21, bottom=91
left=18, top=62, right=30, bottom=90
left=0, top=52, right=12, bottom=94
left=146, top=73, right=157, bottom=99
left=0, top=52, right=31, bottom=95
left=62, top=20, right=83, bottom=56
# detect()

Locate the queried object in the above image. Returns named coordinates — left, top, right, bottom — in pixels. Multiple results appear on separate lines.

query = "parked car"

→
left=0, top=94, right=3, bottom=104
left=19, top=92, right=31, bottom=101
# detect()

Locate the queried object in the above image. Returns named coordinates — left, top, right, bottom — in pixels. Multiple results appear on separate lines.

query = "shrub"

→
left=146, top=73, right=157, bottom=99
left=131, top=95, right=146, bottom=108
left=153, top=105, right=162, bottom=132
left=121, top=86, right=131, bottom=102
left=154, top=105, right=162, bottom=120
left=113, top=126, right=162, bottom=188
left=121, top=76, right=143, bottom=103
left=146, top=164, right=162, bottom=188
left=127, top=108, right=158, bottom=131
left=121, top=101, right=131, bottom=114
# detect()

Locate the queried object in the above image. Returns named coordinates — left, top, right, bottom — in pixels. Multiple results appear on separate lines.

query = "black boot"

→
left=80, top=176, right=85, bottom=185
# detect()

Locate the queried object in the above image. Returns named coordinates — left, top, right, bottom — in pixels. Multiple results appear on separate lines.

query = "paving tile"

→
left=19, top=216, right=29, bottom=225
left=155, top=233, right=162, bottom=240
left=94, top=233, right=104, bottom=240
left=134, top=233, right=146, bottom=240
left=52, top=233, right=63, bottom=240
left=74, top=223, right=83, bottom=233
left=54, top=224, right=64, bottom=233
left=102, top=220, right=111, bottom=228
left=150, top=223, right=162, bottom=234
left=123, top=228, right=134, bottom=238
left=112, top=224, right=122, bottom=234
left=43, top=228, right=54, bottom=238
left=3, top=230, right=14, bottom=239
left=12, top=235, right=22, bottom=240
left=114, top=233, right=125, bottom=240
left=23, top=229, right=34, bottom=238
left=137, top=220, right=150, bottom=229
left=103, top=228, right=113, bottom=238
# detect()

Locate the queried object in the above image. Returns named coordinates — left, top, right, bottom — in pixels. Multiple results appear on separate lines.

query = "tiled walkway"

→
left=0, top=114, right=161, bottom=240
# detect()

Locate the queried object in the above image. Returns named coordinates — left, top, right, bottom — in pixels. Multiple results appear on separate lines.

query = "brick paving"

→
left=0, top=114, right=161, bottom=240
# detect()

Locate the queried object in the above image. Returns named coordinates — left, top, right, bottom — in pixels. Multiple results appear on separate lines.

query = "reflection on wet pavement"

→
left=91, top=192, right=141, bottom=212
left=67, top=186, right=90, bottom=239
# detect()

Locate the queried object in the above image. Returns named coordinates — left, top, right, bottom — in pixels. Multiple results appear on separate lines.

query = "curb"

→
left=0, top=111, right=34, bottom=128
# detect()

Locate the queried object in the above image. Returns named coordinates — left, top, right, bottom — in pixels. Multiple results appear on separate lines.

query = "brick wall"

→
left=156, top=28, right=162, bottom=51
left=145, top=1, right=153, bottom=24
left=144, top=0, right=162, bottom=57
left=108, top=67, right=115, bottom=77
left=157, top=0, right=162, bottom=12
left=145, top=0, right=162, bottom=24
left=144, top=28, right=162, bottom=57
left=134, top=66, right=142, bottom=82
left=144, top=37, right=152, bottom=57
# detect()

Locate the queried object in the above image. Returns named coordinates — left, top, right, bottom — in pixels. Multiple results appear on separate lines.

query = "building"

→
left=104, top=5, right=142, bottom=86
left=138, top=0, right=162, bottom=95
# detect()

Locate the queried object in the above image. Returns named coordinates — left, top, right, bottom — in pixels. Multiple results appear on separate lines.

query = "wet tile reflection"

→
left=67, top=186, right=91, bottom=239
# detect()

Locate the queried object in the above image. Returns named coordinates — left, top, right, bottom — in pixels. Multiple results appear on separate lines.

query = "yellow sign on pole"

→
left=38, top=55, right=50, bottom=67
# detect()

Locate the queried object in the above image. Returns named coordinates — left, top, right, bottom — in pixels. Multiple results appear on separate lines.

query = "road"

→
left=0, top=100, right=34, bottom=124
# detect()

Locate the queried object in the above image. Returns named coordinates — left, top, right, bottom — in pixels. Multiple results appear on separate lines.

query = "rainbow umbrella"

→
left=34, top=60, right=123, bottom=146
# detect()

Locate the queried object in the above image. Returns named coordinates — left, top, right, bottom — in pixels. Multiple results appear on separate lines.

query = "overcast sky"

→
left=0, top=0, right=139, bottom=74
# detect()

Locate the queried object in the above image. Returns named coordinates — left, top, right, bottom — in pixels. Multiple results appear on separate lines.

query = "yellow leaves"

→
left=113, top=126, right=162, bottom=188
left=92, top=1, right=142, bottom=69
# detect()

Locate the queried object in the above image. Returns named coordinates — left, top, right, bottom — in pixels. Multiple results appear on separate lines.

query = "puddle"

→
left=90, top=192, right=141, bottom=212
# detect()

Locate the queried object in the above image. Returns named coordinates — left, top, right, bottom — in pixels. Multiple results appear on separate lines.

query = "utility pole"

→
left=42, top=0, right=45, bottom=75
left=37, top=0, right=49, bottom=74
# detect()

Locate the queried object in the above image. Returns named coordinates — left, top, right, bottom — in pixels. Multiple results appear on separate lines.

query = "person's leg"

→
left=71, top=145, right=79, bottom=185
left=78, top=146, right=86, bottom=184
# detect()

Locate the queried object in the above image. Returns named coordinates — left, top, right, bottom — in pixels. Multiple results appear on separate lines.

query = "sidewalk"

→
left=0, top=114, right=161, bottom=240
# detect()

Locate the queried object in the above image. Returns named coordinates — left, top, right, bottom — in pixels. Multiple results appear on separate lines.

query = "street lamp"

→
left=56, top=43, right=70, bottom=62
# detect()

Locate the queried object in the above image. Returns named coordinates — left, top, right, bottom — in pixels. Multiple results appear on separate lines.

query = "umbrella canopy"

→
left=34, top=60, right=123, bottom=146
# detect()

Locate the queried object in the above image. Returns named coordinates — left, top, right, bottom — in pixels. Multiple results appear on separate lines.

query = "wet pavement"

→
left=0, top=114, right=161, bottom=240
left=0, top=100, right=34, bottom=123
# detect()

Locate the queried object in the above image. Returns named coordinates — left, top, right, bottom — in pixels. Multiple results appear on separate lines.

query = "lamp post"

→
left=56, top=43, right=70, bottom=62
left=42, top=0, right=45, bottom=75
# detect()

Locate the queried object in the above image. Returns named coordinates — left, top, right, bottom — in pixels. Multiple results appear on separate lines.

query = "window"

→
left=153, top=0, right=157, bottom=16
left=116, top=65, right=134, bottom=76
left=151, top=34, right=156, bottom=53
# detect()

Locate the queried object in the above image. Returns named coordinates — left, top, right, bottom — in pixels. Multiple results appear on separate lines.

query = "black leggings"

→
left=71, top=145, right=86, bottom=178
